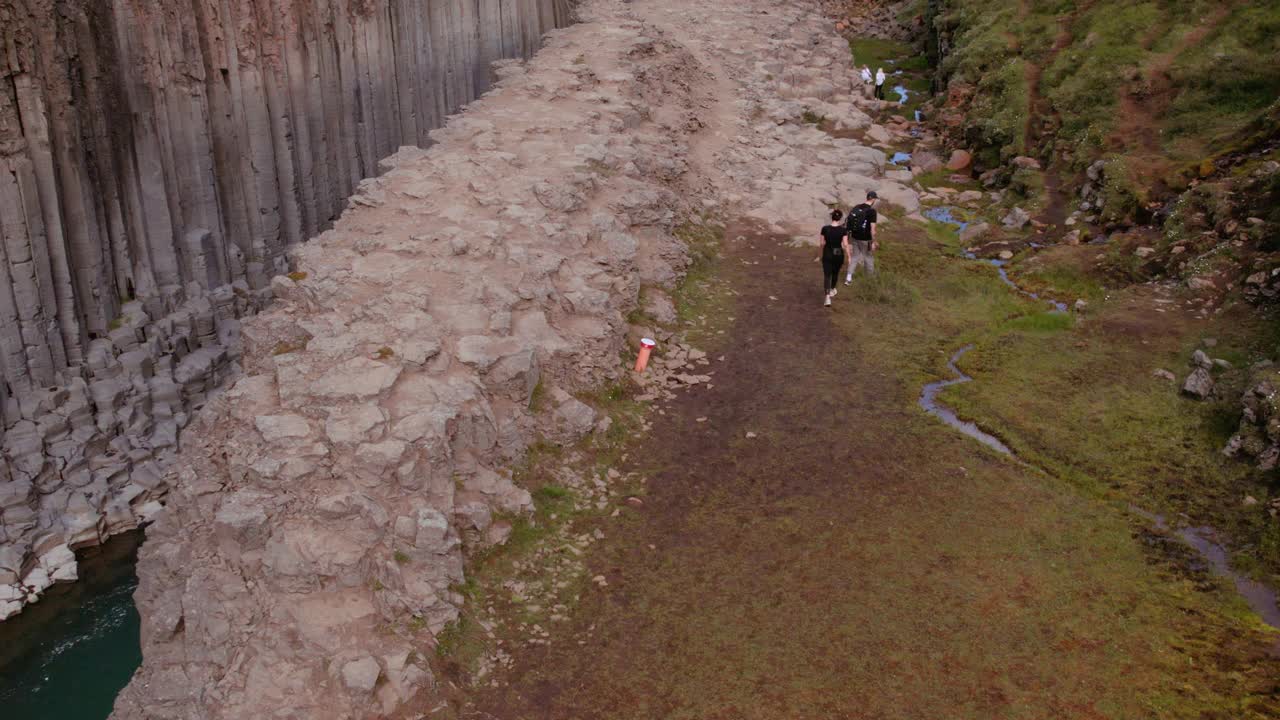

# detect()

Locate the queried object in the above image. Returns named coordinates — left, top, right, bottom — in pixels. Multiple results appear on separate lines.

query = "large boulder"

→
left=946, top=149, right=972, bottom=171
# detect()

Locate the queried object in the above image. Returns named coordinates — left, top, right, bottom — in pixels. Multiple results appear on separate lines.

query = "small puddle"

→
left=893, top=85, right=909, bottom=104
left=1132, top=509, right=1280, bottom=632
left=918, top=345, right=1013, bottom=456
left=889, top=151, right=912, bottom=166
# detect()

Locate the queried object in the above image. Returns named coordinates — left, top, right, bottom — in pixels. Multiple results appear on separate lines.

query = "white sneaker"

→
left=830, top=288, right=838, bottom=297
left=824, top=296, right=832, bottom=307
left=844, top=276, right=852, bottom=285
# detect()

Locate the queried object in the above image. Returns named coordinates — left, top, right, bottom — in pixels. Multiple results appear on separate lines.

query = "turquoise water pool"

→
left=0, top=532, right=143, bottom=719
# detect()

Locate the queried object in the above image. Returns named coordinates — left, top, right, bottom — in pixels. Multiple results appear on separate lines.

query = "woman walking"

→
left=819, top=209, right=850, bottom=307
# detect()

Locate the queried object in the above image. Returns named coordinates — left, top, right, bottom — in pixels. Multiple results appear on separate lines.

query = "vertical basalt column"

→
left=0, top=0, right=574, bottom=615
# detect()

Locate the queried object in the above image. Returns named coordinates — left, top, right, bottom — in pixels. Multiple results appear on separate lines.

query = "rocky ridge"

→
left=112, top=0, right=915, bottom=715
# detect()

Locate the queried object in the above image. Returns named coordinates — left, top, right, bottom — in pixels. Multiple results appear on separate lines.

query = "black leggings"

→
left=822, top=254, right=843, bottom=293
left=875, top=83, right=885, bottom=100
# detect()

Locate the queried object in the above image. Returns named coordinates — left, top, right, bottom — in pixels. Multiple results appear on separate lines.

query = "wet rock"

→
left=958, top=222, right=992, bottom=245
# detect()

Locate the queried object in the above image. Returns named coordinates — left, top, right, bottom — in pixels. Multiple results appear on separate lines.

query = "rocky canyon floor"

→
left=103, top=0, right=1280, bottom=717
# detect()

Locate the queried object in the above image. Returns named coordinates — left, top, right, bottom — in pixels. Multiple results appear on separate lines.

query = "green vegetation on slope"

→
left=928, top=0, right=1280, bottom=193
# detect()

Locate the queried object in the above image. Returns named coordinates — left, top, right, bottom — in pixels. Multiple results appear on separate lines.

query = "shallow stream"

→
left=917, top=207, right=1280, bottom=630
left=0, top=531, right=144, bottom=718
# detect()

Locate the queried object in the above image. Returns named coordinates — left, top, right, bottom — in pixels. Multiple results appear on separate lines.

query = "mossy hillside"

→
left=931, top=0, right=1280, bottom=193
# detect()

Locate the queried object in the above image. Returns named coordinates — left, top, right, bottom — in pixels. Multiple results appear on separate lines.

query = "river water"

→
left=0, top=531, right=144, bottom=719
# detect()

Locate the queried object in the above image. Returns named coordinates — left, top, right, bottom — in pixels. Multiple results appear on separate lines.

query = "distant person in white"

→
left=874, top=67, right=887, bottom=100
left=860, top=66, right=874, bottom=98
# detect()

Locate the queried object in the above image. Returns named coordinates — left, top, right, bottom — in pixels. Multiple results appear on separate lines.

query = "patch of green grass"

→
left=1016, top=263, right=1106, bottom=305
left=671, top=218, right=730, bottom=346
left=849, top=37, right=927, bottom=72
left=801, top=109, right=825, bottom=125
left=271, top=340, right=308, bottom=356
left=1002, top=310, right=1073, bottom=333
left=914, top=169, right=972, bottom=191
left=529, top=380, right=547, bottom=411
left=846, top=270, right=920, bottom=306
left=393, top=550, right=411, bottom=565
left=287, top=271, right=308, bottom=282
left=533, top=484, right=571, bottom=503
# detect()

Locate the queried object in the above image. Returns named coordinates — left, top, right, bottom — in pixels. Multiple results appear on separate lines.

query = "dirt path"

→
left=1111, top=2, right=1236, bottom=179
left=461, top=217, right=1280, bottom=718
left=445, top=1, right=1280, bottom=717
left=1021, top=2, right=1091, bottom=230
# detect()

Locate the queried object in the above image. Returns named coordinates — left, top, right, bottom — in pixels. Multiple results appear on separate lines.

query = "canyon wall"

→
left=0, top=0, right=573, bottom=620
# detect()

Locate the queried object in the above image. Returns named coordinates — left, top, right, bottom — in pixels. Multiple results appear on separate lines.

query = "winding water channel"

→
left=919, top=206, right=1280, bottom=629
left=0, top=532, right=144, bottom=719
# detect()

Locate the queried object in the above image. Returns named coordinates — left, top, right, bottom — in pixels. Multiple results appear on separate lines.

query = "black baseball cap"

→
left=866, top=190, right=879, bottom=199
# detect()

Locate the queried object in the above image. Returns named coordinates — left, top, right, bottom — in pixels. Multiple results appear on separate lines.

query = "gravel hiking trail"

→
left=452, top=0, right=1280, bottom=717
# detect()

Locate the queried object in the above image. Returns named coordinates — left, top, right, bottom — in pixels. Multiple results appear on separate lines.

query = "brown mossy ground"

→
left=433, top=216, right=1280, bottom=719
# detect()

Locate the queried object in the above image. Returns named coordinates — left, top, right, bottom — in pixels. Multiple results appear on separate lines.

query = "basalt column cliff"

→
left=0, top=0, right=572, bottom=618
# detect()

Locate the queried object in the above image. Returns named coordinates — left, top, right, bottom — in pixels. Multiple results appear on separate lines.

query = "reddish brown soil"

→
left=1110, top=2, right=1236, bottom=182
left=453, top=222, right=1280, bottom=719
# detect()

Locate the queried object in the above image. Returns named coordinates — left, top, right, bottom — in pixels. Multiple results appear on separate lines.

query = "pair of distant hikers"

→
left=819, top=191, right=879, bottom=307
left=860, top=65, right=887, bottom=100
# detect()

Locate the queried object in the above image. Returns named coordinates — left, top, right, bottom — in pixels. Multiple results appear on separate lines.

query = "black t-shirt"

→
left=821, top=225, right=846, bottom=255
left=847, top=203, right=878, bottom=240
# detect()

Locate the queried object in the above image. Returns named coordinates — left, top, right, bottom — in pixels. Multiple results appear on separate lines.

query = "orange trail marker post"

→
left=635, top=338, right=656, bottom=373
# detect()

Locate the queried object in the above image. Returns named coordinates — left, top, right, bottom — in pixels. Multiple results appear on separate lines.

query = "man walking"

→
left=874, top=67, right=887, bottom=101
left=845, top=190, right=879, bottom=284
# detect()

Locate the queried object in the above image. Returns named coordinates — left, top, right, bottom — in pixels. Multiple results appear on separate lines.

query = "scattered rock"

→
left=1182, top=368, right=1214, bottom=399
left=946, top=149, right=972, bottom=171
left=341, top=657, right=382, bottom=694
left=1152, top=369, right=1176, bottom=382
left=958, top=222, right=991, bottom=245
left=1001, top=207, right=1030, bottom=230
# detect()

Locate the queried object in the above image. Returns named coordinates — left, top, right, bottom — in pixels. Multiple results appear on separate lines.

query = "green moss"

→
left=848, top=37, right=928, bottom=72
left=1002, top=310, right=1074, bottom=333
left=271, top=340, right=308, bottom=356
left=287, top=271, right=308, bottom=282
left=1098, top=155, right=1142, bottom=224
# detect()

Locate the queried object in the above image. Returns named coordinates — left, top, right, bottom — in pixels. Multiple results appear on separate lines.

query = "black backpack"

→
left=846, top=204, right=873, bottom=239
